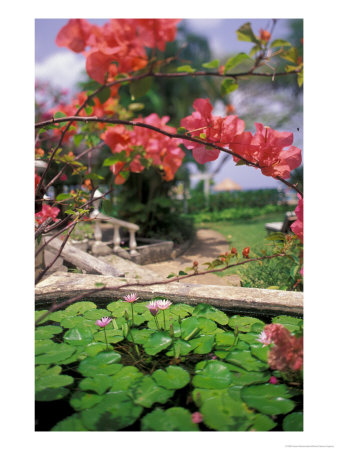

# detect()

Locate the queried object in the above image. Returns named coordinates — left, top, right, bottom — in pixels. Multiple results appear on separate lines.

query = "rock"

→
left=90, top=241, right=112, bottom=256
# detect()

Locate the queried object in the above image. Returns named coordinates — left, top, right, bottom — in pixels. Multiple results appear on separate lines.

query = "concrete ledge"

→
left=35, top=272, right=303, bottom=317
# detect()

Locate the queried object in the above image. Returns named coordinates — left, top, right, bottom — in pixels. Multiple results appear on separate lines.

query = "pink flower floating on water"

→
left=96, top=317, right=112, bottom=328
left=269, top=376, right=279, bottom=384
left=191, top=412, right=203, bottom=424
left=156, top=300, right=172, bottom=310
left=146, top=301, right=160, bottom=316
left=123, top=293, right=139, bottom=303
left=257, top=330, right=273, bottom=347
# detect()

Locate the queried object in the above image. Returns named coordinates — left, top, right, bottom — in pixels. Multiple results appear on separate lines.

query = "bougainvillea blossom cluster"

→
left=56, top=19, right=181, bottom=84
left=180, top=98, right=302, bottom=180
left=101, top=114, right=184, bottom=183
left=259, top=323, right=303, bottom=373
left=35, top=204, right=60, bottom=225
left=291, top=194, right=304, bottom=242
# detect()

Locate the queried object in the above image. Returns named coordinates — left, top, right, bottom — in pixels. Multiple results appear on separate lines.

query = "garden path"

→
left=145, top=228, right=241, bottom=287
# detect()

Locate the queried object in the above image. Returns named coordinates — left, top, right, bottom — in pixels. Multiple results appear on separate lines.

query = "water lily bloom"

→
left=96, top=317, right=112, bottom=328
left=123, top=293, right=139, bottom=303
left=146, top=301, right=159, bottom=316
left=156, top=300, right=172, bottom=310
left=269, top=376, right=278, bottom=384
left=257, top=330, right=272, bottom=347
left=191, top=412, right=203, bottom=424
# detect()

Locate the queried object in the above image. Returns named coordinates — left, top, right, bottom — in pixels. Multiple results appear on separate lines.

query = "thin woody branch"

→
left=35, top=115, right=303, bottom=197
left=35, top=251, right=286, bottom=325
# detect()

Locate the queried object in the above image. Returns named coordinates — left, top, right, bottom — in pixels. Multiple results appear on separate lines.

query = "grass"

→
left=198, top=211, right=287, bottom=277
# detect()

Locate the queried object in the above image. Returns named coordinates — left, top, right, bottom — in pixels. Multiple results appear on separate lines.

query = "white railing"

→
left=90, top=190, right=139, bottom=257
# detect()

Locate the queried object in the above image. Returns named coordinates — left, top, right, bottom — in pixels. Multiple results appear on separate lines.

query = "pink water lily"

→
left=257, top=330, right=272, bottom=347
left=96, top=317, right=112, bottom=328
left=123, top=293, right=139, bottom=303
left=146, top=301, right=159, bottom=316
left=191, top=412, right=203, bottom=424
left=156, top=300, right=172, bottom=310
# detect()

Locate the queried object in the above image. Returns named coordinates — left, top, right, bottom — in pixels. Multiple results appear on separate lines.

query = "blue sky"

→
left=35, top=18, right=301, bottom=190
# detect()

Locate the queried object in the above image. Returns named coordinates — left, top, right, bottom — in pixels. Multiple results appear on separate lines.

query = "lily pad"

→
left=180, top=316, right=200, bottom=339
left=143, top=331, right=172, bottom=355
left=200, top=391, right=254, bottom=431
left=283, top=412, right=303, bottom=431
left=83, top=308, right=111, bottom=320
left=65, top=301, right=97, bottom=315
left=35, top=310, right=49, bottom=324
left=250, top=344, right=269, bottom=362
left=80, top=391, right=143, bottom=431
left=228, top=315, right=265, bottom=333
left=60, top=316, right=97, bottom=331
left=193, top=360, right=233, bottom=389
left=241, top=384, right=296, bottom=415
left=35, top=387, right=70, bottom=402
left=77, top=351, right=122, bottom=377
left=79, top=374, right=114, bottom=395
left=141, top=407, right=199, bottom=431
left=70, top=391, right=103, bottom=411
left=126, top=328, right=155, bottom=345
left=35, top=343, right=76, bottom=365
left=251, top=413, right=277, bottom=431
left=35, top=325, right=63, bottom=340
left=35, top=339, right=59, bottom=355
left=152, top=366, right=190, bottom=390
left=215, top=331, right=236, bottom=348
left=83, top=342, right=109, bottom=357
left=169, top=303, right=194, bottom=319
left=94, top=329, right=124, bottom=344
left=109, top=366, right=143, bottom=392
left=52, top=413, right=88, bottom=431
left=165, top=339, right=193, bottom=357
left=131, top=375, right=173, bottom=408
left=272, top=315, right=303, bottom=333
left=36, top=374, right=74, bottom=392
left=64, top=327, right=93, bottom=346
left=192, top=303, right=229, bottom=325
left=230, top=370, right=270, bottom=386
left=189, top=334, right=215, bottom=354
left=226, top=350, right=268, bottom=371
left=106, top=301, right=131, bottom=317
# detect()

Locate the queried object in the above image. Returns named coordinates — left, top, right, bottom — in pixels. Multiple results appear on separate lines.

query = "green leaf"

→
left=54, top=111, right=67, bottom=119
left=223, top=53, right=251, bottom=73
left=251, top=413, right=277, bottom=431
left=228, top=315, right=264, bottom=333
left=265, top=231, right=286, bottom=241
left=270, top=39, right=292, bottom=48
left=103, top=155, right=124, bottom=166
left=178, top=270, right=187, bottom=276
left=220, top=78, right=239, bottom=96
left=166, top=273, right=176, bottom=278
left=190, top=334, right=215, bottom=354
left=200, top=391, right=254, bottom=431
left=236, top=22, right=260, bottom=44
left=192, top=303, right=229, bottom=325
left=297, top=68, right=303, bottom=87
left=80, top=391, right=142, bottom=431
left=272, top=315, right=303, bottom=333
left=109, top=366, right=143, bottom=392
left=229, top=369, right=270, bottom=387
left=128, top=102, right=144, bottom=112
left=177, top=127, right=187, bottom=134
left=129, top=77, right=153, bottom=99
left=35, top=343, right=76, bottom=365
left=52, top=413, right=88, bottom=431
left=96, top=86, right=111, bottom=103
left=226, top=349, right=268, bottom=372
left=176, top=64, right=196, bottom=73
left=152, top=366, right=190, bottom=390
left=35, top=325, right=63, bottom=340
left=249, top=44, right=261, bottom=57
left=281, top=47, right=298, bottom=63
left=65, top=301, right=97, bottom=315
left=241, top=384, right=296, bottom=415
left=77, top=351, right=122, bottom=377
left=143, top=331, right=172, bottom=355
left=165, top=339, right=193, bottom=357
left=215, top=331, right=236, bottom=348
left=36, top=374, right=74, bottom=392
left=64, top=327, right=93, bottom=346
left=79, top=374, right=113, bottom=395
left=202, top=59, right=220, bottom=69
left=141, top=407, right=199, bottom=431
left=35, top=387, right=69, bottom=402
left=73, top=134, right=84, bottom=146
left=250, top=344, right=269, bottom=363
left=132, top=375, right=173, bottom=408
left=180, top=316, right=200, bottom=339
left=70, top=391, right=103, bottom=411
left=55, top=193, right=72, bottom=201
left=193, top=360, right=233, bottom=389
left=283, top=412, right=303, bottom=431
left=83, top=309, right=110, bottom=320
left=94, top=329, right=124, bottom=344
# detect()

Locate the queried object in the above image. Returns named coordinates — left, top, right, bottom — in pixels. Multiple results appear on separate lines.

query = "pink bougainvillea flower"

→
left=123, top=293, right=139, bottom=303
left=191, top=412, right=203, bottom=424
left=257, top=330, right=273, bottom=347
left=96, top=317, right=112, bottom=327
left=146, top=301, right=159, bottom=316
left=291, top=194, right=304, bottom=242
left=56, top=19, right=92, bottom=53
left=35, top=173, right=41, bottom=191
left=156, top=300, right=172, bottom=310
left=35, top=204, right=60, bottom=225
left=269, top=376, right=278, bottom=384
left=242, top=247, right=250, bottom=258
left=262, top=324, right=303, bottom=373
left=136, top=19, right=181, bottom=51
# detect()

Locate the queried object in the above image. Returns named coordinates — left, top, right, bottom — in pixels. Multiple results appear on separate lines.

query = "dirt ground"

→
left=145, top=228, right=241, bottom=287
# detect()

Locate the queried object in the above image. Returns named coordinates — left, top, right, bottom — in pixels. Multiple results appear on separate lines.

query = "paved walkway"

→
left=145, top=228, right=241, bottom=287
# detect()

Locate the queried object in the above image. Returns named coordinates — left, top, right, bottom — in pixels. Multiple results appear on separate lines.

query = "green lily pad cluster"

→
left=35, top=300, right=303, bottom=431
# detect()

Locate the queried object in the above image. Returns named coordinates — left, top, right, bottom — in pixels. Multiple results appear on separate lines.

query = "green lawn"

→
left=198, top=211, right=287, bottom=278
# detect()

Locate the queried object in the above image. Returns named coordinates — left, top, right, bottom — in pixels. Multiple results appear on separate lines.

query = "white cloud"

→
left=35, top=51, right=87, bottom=92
